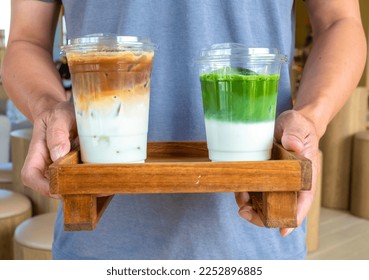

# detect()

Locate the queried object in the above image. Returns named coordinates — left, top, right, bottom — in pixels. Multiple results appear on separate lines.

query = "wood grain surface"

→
left=49, top=141, right=312, bottom=231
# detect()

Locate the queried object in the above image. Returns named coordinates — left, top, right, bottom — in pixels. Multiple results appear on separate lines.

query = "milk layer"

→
left=76, top=93, right=149, bottom=163
left=205, top=119, right=275, bottom=161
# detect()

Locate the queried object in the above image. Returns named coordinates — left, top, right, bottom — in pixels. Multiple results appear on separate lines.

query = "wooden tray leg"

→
left=250, top=192, right=297, bottom=228
left=62, top=194, right=114, bottom=231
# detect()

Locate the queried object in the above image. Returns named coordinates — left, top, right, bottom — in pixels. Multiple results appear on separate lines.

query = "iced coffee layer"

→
left=67, top=51, right=154, bottom=73
left=74, top=85, right=150, bottom=113
left=68, top=51, right=153, bottom=93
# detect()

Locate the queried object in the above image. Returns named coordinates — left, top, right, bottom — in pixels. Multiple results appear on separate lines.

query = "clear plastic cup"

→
left=62, top=34, right=155, bottom=163
left=196, top=43, right=288, bottom=161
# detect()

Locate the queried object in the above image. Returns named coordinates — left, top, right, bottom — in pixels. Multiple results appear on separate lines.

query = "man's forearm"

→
left=294, top=13, right=367, bottom=138
left=2, top=40, right=67, bottom=122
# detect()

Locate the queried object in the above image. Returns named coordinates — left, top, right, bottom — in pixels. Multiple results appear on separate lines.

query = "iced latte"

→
left=63, top=35, right=155, bottom=163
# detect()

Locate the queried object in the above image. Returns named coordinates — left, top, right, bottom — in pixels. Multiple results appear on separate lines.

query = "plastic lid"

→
left=61, top=33, right=156, bottom=54
left=196, top=43, right=288, bottom=64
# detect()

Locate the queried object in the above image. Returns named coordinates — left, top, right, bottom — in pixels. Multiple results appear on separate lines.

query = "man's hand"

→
left=21, top=101, right=77, bottom=199
left=236, top=110, right=320, bottom=236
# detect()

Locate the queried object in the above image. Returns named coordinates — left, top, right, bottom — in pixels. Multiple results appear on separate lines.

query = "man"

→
left=2, top=0, right=366, bottom=259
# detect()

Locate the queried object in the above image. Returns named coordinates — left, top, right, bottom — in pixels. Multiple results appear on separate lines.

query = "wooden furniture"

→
left=0, top=162, right=12, bottom=190
left=10, top=129, right=32, bottom=195
left=350, top=130, right=369, bottom=219
left=13, top=212, right=56, bottom=260
left=11, top=128, right=60, bottom=215
left=49, top=141, right=312, bottom=231
left=0, top=189, right=32, bottom=259
left=306, top=150, right=323, bottom=253
left=320, top=87, right=368, bottom=209
left=0, top=83, right=8, bottom=115
left=0, top=83, right=7, bottom=99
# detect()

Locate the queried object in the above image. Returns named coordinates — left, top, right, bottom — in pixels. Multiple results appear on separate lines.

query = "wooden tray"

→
left=49, top=141, right=312, bottom=231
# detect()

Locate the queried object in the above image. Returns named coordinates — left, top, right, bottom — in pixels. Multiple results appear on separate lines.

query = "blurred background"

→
left=0, top=0, right=369, bottom=260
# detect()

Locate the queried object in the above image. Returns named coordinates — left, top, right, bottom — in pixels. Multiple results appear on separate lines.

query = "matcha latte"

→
left=197, top=44, right=287, bottom=161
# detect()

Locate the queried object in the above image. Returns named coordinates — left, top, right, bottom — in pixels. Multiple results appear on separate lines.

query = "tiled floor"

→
left=307, top=207, right=369, bottom=260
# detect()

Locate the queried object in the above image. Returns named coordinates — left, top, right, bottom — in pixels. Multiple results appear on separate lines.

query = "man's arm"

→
left=238, top=0, right=366, bottom=235
left=2, top=0, right=76, bottom=197
left=2, top=0, right=67, bottom=121
left=279, top=0, right=366, bottom=235
left=295, top=0, right=367, bottom=138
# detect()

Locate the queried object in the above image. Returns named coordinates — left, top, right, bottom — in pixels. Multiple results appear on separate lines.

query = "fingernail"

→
left=50, top=146, right=62, bottom=161
left=281, top=228, right=294, bottom=237
left=240, top=192, right=250, bottom=202
left=239, top=209, right=252, bottom=221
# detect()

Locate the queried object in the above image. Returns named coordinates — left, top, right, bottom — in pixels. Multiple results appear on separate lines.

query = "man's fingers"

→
left=45, top=103, right=76, bottom=161
left=21, top=125, right=55, bottom=197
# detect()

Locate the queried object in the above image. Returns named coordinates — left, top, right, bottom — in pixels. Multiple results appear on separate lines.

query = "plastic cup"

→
left=62, top=34, right=155, bottom=163
left=196, top=43, right=288, bottom=161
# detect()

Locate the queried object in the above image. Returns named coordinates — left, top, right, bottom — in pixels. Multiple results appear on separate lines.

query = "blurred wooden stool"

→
left=11, top=128, right=60, bottom=214
left=0, top=162, right=12, bottom=190
left=13, top=212, right=57, bottom=260
left=10, top=128, right=32, bottom=195
left=350, top=131, right=369, bottom=219
left=0, top=189, right=32, bottom=259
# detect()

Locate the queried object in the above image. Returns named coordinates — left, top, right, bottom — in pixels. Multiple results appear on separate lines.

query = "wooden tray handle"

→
left=248, top=143, right=311, bottom=228
left=250, top=192, right=298, bottom=228
left=63, top=194, right=114, bottom=231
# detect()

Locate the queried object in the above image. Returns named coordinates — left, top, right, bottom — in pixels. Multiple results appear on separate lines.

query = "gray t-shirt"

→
left=53, top=0, right=306, bottom=259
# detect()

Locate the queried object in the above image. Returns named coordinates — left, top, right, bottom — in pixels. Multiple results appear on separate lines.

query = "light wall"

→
left=0, top=0, right=11, bottom=45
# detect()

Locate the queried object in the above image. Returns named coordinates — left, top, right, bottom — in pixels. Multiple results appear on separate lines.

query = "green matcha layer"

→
left=200, top=68, right=280, bottom=123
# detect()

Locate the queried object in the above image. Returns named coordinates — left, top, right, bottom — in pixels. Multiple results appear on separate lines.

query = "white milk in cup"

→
left=196, top=44, right=287, bottom=161
left=62, top=34, right=155, bottom=163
